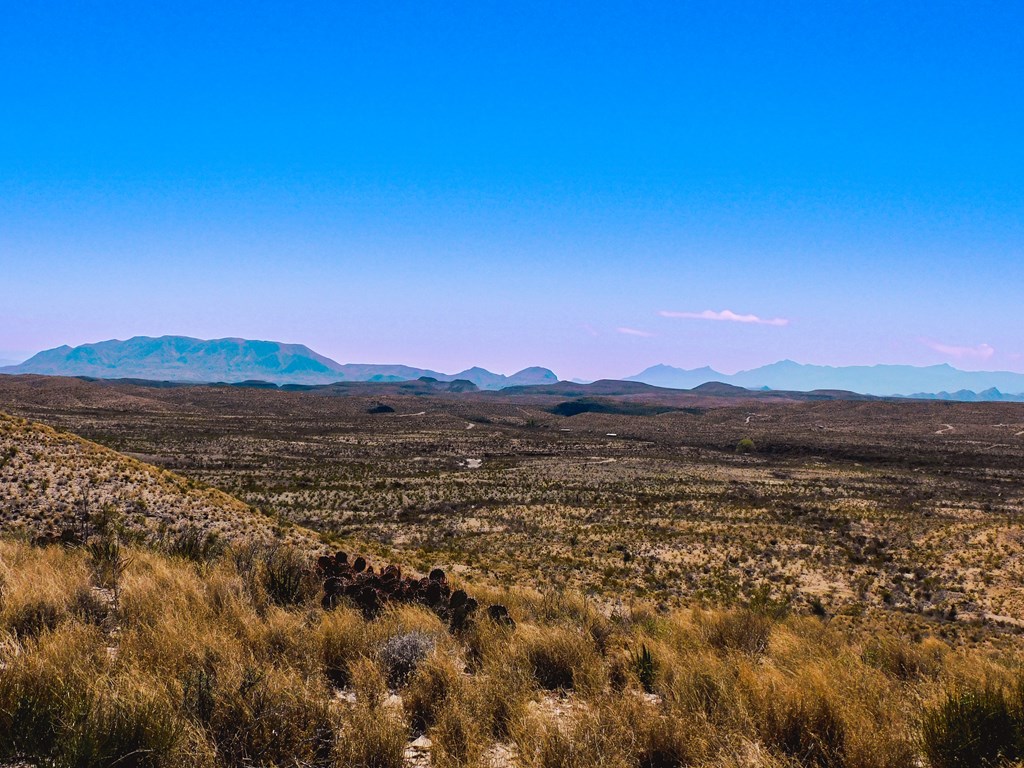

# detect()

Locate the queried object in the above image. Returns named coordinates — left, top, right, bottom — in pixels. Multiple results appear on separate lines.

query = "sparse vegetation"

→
left=2, top=379, right=1024, bottom=767
left=6, top=378, right=1023, bottom=630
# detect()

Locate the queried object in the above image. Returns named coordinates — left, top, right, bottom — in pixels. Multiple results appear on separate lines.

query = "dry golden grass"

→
left=1, top=537, right=1024, bottom=767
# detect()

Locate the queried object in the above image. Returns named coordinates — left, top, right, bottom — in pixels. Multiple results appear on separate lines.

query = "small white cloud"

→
left=659, top=309, right=789, bottom=327
left=617, top=327, right=655, bottom=338
left=580, top=323, right=601, bottom=338
left=921, top=339, right=995, bottom=360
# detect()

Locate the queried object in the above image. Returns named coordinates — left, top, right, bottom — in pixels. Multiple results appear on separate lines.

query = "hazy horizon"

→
left=3, top=3, right=1022, bottom=381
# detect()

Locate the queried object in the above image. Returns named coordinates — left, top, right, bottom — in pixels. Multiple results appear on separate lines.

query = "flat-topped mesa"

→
left=316, top=551, right=514, bottom=631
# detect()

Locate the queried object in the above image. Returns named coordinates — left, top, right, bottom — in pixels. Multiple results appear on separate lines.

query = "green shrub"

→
left=261, top=547, right=316, bottom=607
left=86, top=533, right=129, bottom=591
left=922, top=687, right=1019, bottom=768
left=631, top=644, right=657, bottom=694
left=58, top=677, right=184, bottom=768
left=163, top=526, right=224, bottom=563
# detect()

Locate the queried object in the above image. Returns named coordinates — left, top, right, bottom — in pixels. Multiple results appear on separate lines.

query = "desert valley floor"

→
left=2, top=374, right=1022, bottom=641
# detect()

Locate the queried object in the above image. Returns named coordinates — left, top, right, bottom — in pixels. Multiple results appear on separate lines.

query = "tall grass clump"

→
left=403, top=651, right=464, bottom=733
left=337, top=657, right=408, bottom=768
left=317, top=606, right=370, bottom=688
left=517, top=624, right=606, bottom=694
left=0, top=540, right=93, bottom=639
left=703, top=608, right=774, bottom=654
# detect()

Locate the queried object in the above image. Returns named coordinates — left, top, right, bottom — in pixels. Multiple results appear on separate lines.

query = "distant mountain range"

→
left=626, top=361, right=1024, bottom=401
left=0, top=336, right=558, bottom=391
left=4, top=337, right=1024, bottom=401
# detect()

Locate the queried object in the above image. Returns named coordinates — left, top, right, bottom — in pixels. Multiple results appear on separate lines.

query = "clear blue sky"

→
left=2, top=1, right=1021, bottom=379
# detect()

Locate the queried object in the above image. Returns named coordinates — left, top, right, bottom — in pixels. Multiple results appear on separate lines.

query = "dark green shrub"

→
left=163, top=526, right=224, bottom=563
left=922, top=687, right=1019, bottom=768
left=58, top=681, right=184, bottom=768
left=261, top=547, right=316, bottom=607
left=631, top=644, right=657, bottom=694
left=748, top=583, right=792, bottom=619
left=86, top=533, right=129, bottom=591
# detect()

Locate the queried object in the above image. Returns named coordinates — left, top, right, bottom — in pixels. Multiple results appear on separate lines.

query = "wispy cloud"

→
left=921, top=339, right=995, bottom=360
left=658, top=309, right=790, bottom=327
left=617, top=327, right=655, bottom=337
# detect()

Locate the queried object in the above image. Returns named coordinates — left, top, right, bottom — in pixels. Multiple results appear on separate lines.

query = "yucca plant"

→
left=922, top=687, right=1019, bottom=768
left=631, top=643, right=657, bottom=694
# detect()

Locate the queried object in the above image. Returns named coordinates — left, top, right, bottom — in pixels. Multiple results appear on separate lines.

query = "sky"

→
left=1, top=1, right=1022, bottom=380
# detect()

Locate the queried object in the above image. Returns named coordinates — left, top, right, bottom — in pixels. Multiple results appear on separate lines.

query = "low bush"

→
left=922, top=686, right=1020, bottom=768
left=261, top=546, right=317, bottom=607
left=736, top=437, right=756, bottom=454
left=380, top=630, right=436, bottom=688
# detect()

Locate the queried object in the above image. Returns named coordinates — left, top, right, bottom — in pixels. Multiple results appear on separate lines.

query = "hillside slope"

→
left=0, top=412, right=312, bottom=546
